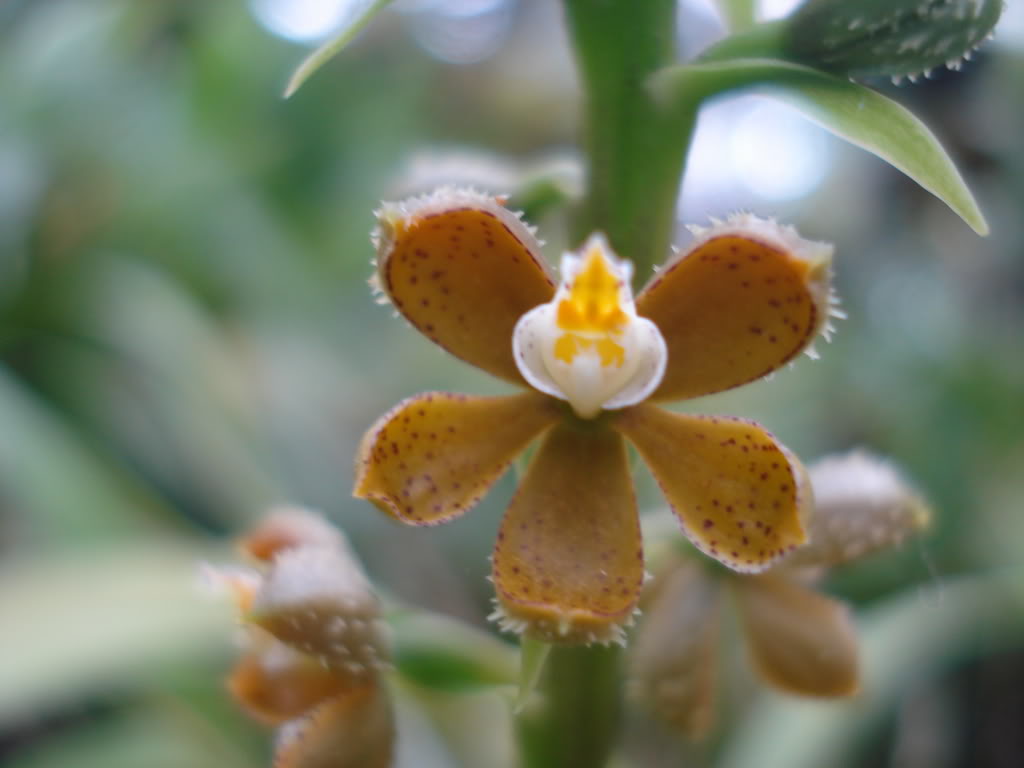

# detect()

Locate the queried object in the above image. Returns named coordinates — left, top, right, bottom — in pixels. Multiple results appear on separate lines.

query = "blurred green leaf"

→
left=0, top=541, right=228, bottom=722
left=0, top=365, right=175, bottom=545
left=712, top=0, right=757, bottom=31
left=390, top=611, right=518, bottom=692
left=283, top=0, right=395, bottom=98
left=650, top=58, right=989, bottom=235
left=2, top=705, right=253, bottom=768
left=515, top=637, right=550, bottom=714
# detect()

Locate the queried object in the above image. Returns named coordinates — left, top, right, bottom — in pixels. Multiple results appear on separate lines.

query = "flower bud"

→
left=628, top=561, right=720, bottom=739
left=239, top=505, right=347, bottom=562
left=785, top=450, right=931, bottom=568
left=227, top=637, right=350, bottom=724
left=274, top=681, right=394, bottom=768
left=249, top=545, right=391, bottom=686
left=784, top=0, right=1003, bottom=81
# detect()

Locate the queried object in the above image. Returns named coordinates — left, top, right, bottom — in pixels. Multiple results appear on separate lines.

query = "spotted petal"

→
left=373, top=187, right=556, bottom=384
left=354, top=391, right=560, bottom=525
left=732, top=574, right=859, bottom=697
left=491, top=424, right=643, bottom=645
left=614, top=404, right=811, bottom=572
left=637, top=214, right=834, bottom=402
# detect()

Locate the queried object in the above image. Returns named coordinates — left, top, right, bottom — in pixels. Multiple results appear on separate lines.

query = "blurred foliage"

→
left=1, top=1, right=1022, bottom=766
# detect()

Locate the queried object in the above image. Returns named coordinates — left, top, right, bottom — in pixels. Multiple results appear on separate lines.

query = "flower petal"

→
left=513, top=234, right=667, bottom=418
left=636, top=214, right=833, bottom=401
left=732, top=574, right=859, bottom=697
left=228, top=639, right=349, bottom=725
left=249, top=546, right=389, bottom=686
left=274, top=681, right=393, bottom=768
left=354, top=391, right=560, bottom=525
left=491, top=424, right=642, bottom=645
left=629, top=561, right=720, bottom=738
left=373, top=187, right=556, bottom=384
left=785, top=450, right=932, bottom=569
left=614, top=404, right=811, bottom=572
left=239, top=505, right=347, bottom=562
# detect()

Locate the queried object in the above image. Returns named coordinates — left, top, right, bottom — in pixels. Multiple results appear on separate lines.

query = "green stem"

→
left=515, top=644, right=623, bottom=768
left=695, top=20, right=786, bottom=63
left=562, top=0, right=688, bottom=284
left=509, top=4, right=703, bottom=767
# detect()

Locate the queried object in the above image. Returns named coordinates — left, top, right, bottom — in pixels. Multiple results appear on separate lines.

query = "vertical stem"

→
left=563, top=0, right=688, bottom=283
left=511, top=4, right=700, bottom=767
left=516, top=644, right=623, bottom=768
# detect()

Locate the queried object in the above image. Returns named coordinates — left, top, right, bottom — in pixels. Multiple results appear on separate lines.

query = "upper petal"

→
left=614, top=403, right=812, bottom=573
left=354, top=391, right=560, bottom=525
left=732, top=574, right=859, bottom=697
left=373, top=187, right=556, bottom=384
left=491, top=423, right=643, bottom=645
left=636, top=214, right=834, bottom=402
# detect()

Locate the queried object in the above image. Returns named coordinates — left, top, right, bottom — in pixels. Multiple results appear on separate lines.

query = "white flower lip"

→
left=513, top=233, right=667, bottom=418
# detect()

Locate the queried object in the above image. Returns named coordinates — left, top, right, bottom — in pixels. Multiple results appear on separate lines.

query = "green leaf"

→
left=515, top=637, right=551, bottom=714
left=389, top=612, right=518, bottom=692
left=712, top=0, right=758, bottom=32
left=784, top=0, right=1004, bottom=79
left=650, top=59, right=989, bottom=235
left=283, top=0, right=394, bottom=98
left=0, top=542, right=228, bottom=722
left=0, top=365, right=175, bottom=544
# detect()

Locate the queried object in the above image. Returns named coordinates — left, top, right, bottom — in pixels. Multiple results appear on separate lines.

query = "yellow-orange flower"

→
left=629, top=451, right=932, bottom=738
left=355, top=187, right=836, bottom=644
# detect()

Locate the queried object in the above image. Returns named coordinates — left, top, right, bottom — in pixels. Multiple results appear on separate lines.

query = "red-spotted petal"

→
left=614, top=404, right=811, bottom=572
left=354, top=391, right=560, bottom=525
left=637, top=214, right=833, bottom=401
left=373, top=187, right=555, bottom=384
left=732, top=574, right=859, bottom=697
left=491, top=423, right=643, bottom=645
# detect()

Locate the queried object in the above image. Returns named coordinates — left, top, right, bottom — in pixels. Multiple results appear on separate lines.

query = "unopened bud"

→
left=628, top=561, right=720, bottom=739
left=274, top=681, right=394, bottom=768
left=249, top=545, right=390, bottom=685
left=227, top=638, right=350, bottom=724
left=786, top=450, right=931, bottom=568
left=239, top=505, right=347, bottom=562
left=784, top=0, right=1003, bottom=81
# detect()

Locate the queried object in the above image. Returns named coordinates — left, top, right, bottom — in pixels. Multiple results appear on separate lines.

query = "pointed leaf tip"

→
left=651, top=60, right=989, bottom=236
left=283, top=0, right=395, bottom=98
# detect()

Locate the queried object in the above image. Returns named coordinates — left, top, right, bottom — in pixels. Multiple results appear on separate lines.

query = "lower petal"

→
left=614, top=404, right=811, bottom=573
left=732, top=574, right=859, bottom=697
left=354, top=391, right=560, bottom=525
left=629, top=561, right=720, bottom=738
left=491, top=423, right=643, bottom=645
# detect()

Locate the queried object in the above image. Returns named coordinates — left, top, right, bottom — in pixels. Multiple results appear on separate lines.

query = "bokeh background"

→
left=1, top=1, right=1022, bottom=766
